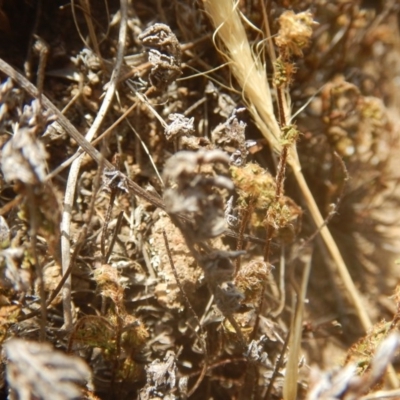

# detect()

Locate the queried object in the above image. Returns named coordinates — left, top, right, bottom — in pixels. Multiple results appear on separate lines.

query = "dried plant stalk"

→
left=283, top=250, right=312, bottom=400
left=60, top=0, right=128, bottom=330
left=203, top=0, right=372, bottom=333
left=203, top=0, right=281, bottom=148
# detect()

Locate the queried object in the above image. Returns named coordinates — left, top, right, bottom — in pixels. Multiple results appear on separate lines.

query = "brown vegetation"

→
left=0, top=0, right=400, bottom=399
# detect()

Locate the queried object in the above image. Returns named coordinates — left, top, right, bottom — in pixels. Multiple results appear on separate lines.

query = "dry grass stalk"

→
left=202, top=0, right=373, bottom=334
left=283, top=250, right=312, bottom=400
left=202, top=0, right=281, bottom=149
left=60, top=0, right=128, bottom=329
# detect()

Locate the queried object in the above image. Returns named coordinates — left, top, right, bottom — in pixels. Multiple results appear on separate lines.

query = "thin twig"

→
left=79, top=0, right=104, bottom=68
left=252, top=226, right=275, bottom=342
left=23, top=0, right=42, bottom=80
left=45, top=98, right=139, bottom=181
left=101, top=189, right=118, bottom=260
left=297, top=152, right=349, bottom=251
left=234, top=200, right=254, bottom=275
left=34, top=35, right=49, bottom=110
left=0, top=195, right=23, bottom=216
left=124, top=117, right=164, bottom=186
left=263, top=330, right=291, bottom=400
left=360, top=389, right=400, bottom=399
left=293, top=168, right=372, bottom=331
left=18, top=160, right=104, bottom=323
left=60, top=0, right=127, bottom=330
left=105, top=211, right=124, bottom=263
left=26, top=186, right=47, bottom=340
left=283, top=248, right=312, bottom=400
left=0, top=58, right=107, bottom=165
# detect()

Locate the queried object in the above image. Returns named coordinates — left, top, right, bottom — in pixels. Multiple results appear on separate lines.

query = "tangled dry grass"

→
left=1, top=0, right=400, bottom=399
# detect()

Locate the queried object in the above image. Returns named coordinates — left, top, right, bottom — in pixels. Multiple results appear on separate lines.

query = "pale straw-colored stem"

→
left=204, top=0, right=281, bottom=148
left=60, top=0, right=128, bottom=330
left=203, top=0, right=373, bottom=333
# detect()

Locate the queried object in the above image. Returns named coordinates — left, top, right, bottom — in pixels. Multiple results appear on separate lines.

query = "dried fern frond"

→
left=4, top=338, right=93, bottom=400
